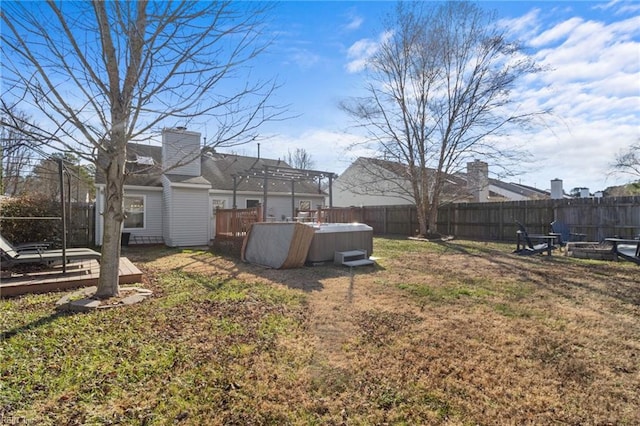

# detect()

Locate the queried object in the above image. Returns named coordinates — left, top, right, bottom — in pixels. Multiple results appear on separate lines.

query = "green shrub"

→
left=0, top=195, right=62, bottom=245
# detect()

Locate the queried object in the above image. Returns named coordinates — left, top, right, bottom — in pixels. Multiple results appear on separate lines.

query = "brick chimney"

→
left=467, top=160, right=489, bottom=202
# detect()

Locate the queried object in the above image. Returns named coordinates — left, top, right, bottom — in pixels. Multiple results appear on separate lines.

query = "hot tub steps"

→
left=334, top=250, right=374, bottom=267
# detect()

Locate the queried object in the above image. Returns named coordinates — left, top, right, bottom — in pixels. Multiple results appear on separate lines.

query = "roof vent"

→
left=135, top=155, right=155, bottom=165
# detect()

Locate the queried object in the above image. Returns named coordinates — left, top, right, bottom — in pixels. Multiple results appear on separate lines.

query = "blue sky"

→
left=206, top=0, right=640, bottom=194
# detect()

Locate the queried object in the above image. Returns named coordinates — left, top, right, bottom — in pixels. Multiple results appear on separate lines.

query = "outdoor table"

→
left=604, top=238, right=640, bottom=259
left=516, top=231, right=557, bottom=256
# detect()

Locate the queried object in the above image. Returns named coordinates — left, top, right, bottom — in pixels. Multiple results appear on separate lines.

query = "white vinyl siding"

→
left=95, top=185, right=105, bottom=245
left=123, top=195, right=145, bottom=229
left=162, top=129, right=201, bottom=176
left=124, top=190, right=163, bottom=241
left=94, top=186, right=163, bottom=245
left=332, top=162, right=413, bottom=207
left=163, top=184, right=210, bottom=247
left=162, top=182, right=172, bottom=243
left=224, top=193, right=325, bottom=222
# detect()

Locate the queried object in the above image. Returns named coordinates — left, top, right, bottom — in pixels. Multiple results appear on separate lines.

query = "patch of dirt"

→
left=55, top=286, right=153, bottom=311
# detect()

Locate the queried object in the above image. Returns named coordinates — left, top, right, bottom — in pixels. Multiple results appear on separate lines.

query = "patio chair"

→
left=550, top=221, right=587, bottom=246
left=0, top=234, right=100, bottom=269
left=513, top=221, right=557, bottom=256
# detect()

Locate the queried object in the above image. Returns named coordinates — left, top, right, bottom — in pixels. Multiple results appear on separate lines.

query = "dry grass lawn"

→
left=1, top=237, right=639, bottom=424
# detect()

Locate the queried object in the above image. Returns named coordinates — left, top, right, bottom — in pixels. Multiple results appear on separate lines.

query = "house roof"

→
left=346, top=157, right=473, bottom=201
left=96, top=143, right=324, bottom=195
left=126, top=143, right=163, bottom=186
left=489, top=180, right=550, bottom=199
left=164, top=174, right=211, bottom=186
left=95, top=143, right=164, bottom=186
left=201, top=152, right=322, bottom=194
left=342, top=157, right=551, bottom=202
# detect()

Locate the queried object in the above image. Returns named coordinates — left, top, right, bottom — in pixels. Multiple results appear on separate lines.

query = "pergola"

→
left=231, top=164, right=335, bottom=220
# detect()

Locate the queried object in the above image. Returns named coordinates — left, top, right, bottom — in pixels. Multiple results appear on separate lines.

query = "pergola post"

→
left=263, top=166, right=268, bottom=220
left=232, top=165, right=335, bottom=222
left=232, top=175, right=237, bottom=209
left=291, top=179, right=295, bottom=220
left=328, top=173, right=334, bottom=208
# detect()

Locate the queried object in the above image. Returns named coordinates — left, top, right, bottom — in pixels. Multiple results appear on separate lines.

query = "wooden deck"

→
left=0, top=257, right=143, bottom=298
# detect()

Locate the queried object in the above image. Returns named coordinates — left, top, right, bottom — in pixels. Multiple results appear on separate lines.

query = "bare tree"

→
left=612, top=142, right=640, bottom=179
left=341, top=2, right=544, bottom=236
left=23, top=153, right=94, bottom=203
left=0, top=106, right=44, bottom=196
left=286, top=147, right=315, bottom=170
left=1, top=1, right=284, bottom=297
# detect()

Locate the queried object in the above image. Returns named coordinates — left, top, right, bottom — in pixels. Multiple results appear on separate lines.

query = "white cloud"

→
left=286, top=48, right=321, bottom=70
left=529, top=17, right=583, bottom=47
left=344, top=15, right=364, bottom=31
left=593, top=0, right=640, bottom=15
left=497, top=9, right=542, bottom=41
left=504, top=8, right=640, bottom=191
left=345, top=30, right=393, bottom=73
left=257, top=129, right=372, bottom=175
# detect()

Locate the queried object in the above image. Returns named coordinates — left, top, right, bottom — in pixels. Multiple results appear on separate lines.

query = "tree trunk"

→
left=94, top=154, right=125, bottom=298
left=427, top=205, right=438, bottom=235
left=416, top=199, right=429, bottom=237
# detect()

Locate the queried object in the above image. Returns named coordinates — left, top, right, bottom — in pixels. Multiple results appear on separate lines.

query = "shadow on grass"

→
left=389, top=236, right=639, bottom=309
left=137, top=246, right=381, bottom=295
left=439, top=239, right=640, bottom=307
left=2, top=309, right=80, bottom=341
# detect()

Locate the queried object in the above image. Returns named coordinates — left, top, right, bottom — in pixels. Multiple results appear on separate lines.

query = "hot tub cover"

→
left=241, top=222, right=316, bottom=269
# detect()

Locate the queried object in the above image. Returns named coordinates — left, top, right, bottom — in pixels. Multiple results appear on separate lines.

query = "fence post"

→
left=499, top=202, right=503, bottom=241
left=383, top=207, right=387, bottom=234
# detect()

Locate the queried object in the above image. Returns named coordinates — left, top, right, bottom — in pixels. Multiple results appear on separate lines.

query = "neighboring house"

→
left=95, top=128, right=326, bottom=247
left=332, top=157, right=550, bottom=207
left=487, top=180, right=551, bottom=201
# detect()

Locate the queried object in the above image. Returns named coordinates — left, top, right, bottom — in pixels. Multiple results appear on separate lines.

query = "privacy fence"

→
left=320, top=196, right=640, bottom=242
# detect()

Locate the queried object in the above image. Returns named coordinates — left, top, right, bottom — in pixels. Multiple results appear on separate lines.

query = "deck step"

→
left=343, top=259, right=375, bottom=267
left=334, top=249, right=373, bottom=267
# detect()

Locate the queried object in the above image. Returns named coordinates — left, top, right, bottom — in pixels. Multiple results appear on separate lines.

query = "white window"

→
left=124, top=195, right=145, bottom=229
left=212, top=199, right=226, bottom=210
left=299, top=200, right=311, bottom=211
left=135, top=155, right=155, bottom=165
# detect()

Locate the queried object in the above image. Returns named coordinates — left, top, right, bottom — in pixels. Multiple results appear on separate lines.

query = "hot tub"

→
left=306, top=223, right=373, bottom=263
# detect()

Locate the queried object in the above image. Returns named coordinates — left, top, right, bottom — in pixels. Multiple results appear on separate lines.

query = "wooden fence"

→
left=438, top=196, right=640, bottom=241
left=318, top=196, right=640, bottom=242
left=215, top=206, right=263, bottom=239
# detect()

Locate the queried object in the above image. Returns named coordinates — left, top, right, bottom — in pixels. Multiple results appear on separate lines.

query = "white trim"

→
left=124, top=185, right=163, bottom=192
left=167, top=182, right=211, bottom=189
left=246, top=199, right=260, bottom=208
left=299, top=200, right=312, bottom=211
left=123, top=194, right=146, bottom=231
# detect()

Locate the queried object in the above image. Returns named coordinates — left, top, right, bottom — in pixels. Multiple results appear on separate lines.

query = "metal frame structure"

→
left=231, top=164, right=335, bottom=220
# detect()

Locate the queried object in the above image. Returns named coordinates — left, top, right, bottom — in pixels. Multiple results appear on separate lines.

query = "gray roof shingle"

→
left=97, top=143, right=324, bottom=195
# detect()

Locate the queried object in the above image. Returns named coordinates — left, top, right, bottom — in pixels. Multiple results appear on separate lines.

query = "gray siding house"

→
left=332, top=157, right=550, bottom=207
left=95, top=128, right=326, bottom=247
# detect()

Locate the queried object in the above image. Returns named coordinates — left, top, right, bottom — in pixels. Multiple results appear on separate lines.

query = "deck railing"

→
left=215, top=206, right=263, bottom=239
